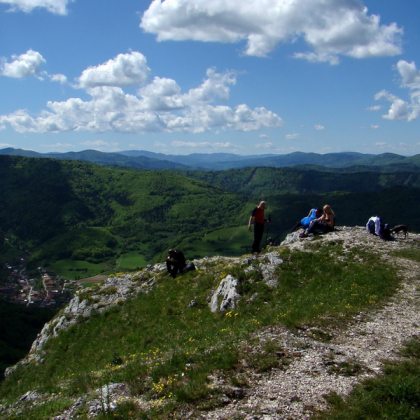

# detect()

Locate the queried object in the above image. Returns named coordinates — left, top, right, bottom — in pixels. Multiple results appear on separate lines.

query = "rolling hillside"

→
left=0, top=155, right=250, bottom=272
left=3, top=147, right=420, bottom=171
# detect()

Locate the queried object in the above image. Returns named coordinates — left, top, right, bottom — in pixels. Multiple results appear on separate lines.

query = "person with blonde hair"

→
left=300, top=205, right=335, bottom=238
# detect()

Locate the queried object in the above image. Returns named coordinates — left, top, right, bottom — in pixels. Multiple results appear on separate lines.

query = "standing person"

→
left=166, top=249, right=186, bottom=278
left=248, top=201, right=270, bottom=253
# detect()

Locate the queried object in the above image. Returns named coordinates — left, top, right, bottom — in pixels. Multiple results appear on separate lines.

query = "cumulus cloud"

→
left=314, top=124, right=325, bottom=130
left=49, top=74, right=68, bottom=84
left=0, top=52, right=284, bottom=135
left=371, top=124, right=379, bottom=129
left=1, top=49, right=46, bottom=78
left=0, top=0, right=71, bottom=15
left=285, top=133, right=299, bottom=140
left=374, top=60, right=420, bottom=121
left=0, top=49, right=67, bottom=84
left=76, top=52, right=151, bottom=89
left=140, top=0, right=403, bottom=63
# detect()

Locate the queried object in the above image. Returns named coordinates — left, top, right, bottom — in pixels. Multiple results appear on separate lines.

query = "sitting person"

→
left=166, top=249, right=186, bottom=278
left=366, top=216, right=381, bottom=235
left=300, top=205, right=335, bottom=238
left=291, top=208, right=323, bottom=232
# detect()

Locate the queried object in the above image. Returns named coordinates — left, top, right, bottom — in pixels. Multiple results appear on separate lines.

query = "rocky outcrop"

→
left=2, top=226, right=420, bottom=420
left=209, top=274, right=240, bottom=312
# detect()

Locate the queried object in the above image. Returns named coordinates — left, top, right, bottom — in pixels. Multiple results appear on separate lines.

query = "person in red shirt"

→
left=248, top=201, right=269, bottom=253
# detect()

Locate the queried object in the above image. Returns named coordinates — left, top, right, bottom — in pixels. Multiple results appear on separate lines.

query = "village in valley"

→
left=1, top=253, right=80, bottom=308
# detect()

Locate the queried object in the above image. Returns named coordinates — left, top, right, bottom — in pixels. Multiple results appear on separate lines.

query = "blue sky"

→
left=0, top=0, right=419, bottom=156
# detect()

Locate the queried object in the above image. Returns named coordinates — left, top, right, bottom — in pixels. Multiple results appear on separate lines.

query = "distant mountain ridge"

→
left=2, top=147, right=420, bottom=171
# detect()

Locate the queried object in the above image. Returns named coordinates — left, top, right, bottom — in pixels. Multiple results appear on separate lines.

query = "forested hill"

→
left=3, top=147, right=420, bottom=171
left=2, top=154, right=420, bottom=276
left=0, top=155, right=250, bottom=266
left=175, top=166, right=420, bottom=196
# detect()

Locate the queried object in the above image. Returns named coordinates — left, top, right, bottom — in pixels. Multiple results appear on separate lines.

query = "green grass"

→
left=314, top=337, right=420, bottom=420
left=392, top=248, right=420, bottom=263
left=0, top=242, right=402, bottom=418
left=46, top=259, right=111, bottom=280
left=45, top=250, right=148, bottom=280
left=115, top=251, right=148, bottom=272
left=178, top=225, right=251, bottom=258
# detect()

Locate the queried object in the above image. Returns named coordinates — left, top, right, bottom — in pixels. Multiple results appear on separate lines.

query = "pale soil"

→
left=200, top=227, right=420, bottom=420
left=78, top=274, right=109, bottom=283
left=4, top=227, right=420, bottom=420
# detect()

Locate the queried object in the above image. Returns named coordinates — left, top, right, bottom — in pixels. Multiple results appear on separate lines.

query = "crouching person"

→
left=166, top=249, right=186, bottom=278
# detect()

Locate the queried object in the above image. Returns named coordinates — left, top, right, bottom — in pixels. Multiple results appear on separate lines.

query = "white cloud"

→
left=374, top=60, right=420, bottom=121
left=77, top=52, right=151, bottom=89
left=79, top=140, right=120, bottom=152
left=171, top=140, right=233, bottom=148
left=0, top=142, right=13, bottom=147
left=0, top=53, right=284, bottom=135
left=374, top=141, right=392, bottom=148
left=140, top=0, right=403, bottom=63
left=49, top=74, right=67, bottom=84
left=285, top=133, right=299, bottom=140
left=366, top=105, right=382, bottom=111
left=314, top=124, right=325, bottom=130
left=0, top=0, right=71, bottom=14
left=41, top=142, right=74, bottom=150
left=371, top=124, right=379, bottom=129
left=397, top=60, right=420, bottom=89
left=294, top=52, right=340, bottom=66
left=256, top=142, right=275, bottom=149
left=153, top=141, right=167, bottom=148
left=1, top=49, right=46, bottom=78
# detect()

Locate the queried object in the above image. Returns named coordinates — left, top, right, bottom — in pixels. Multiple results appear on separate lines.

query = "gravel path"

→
left=201, top=227, right=420, bottom=420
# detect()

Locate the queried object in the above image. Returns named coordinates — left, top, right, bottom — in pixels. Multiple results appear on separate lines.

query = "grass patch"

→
left=0, top=242, right=401, bottom=418
left=314, top=337, right=420, bottom=420
left=391, top=247, right=420, bottom=263
left=46, top=258, right=111, bottom=280
left=269, top=244, right=398, bottom=328
left=2, top=397, right=74, bottom=420
left=115, top=251, right=148, bottom=272
left=178, top=226, right=251, bottom=258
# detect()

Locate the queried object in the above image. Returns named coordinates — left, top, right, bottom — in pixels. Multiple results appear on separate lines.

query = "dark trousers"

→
left=307, top=221, right=333, bottom=235
left=166, top=261, right=185, bottom=278
left=252, top=222, right=264, bottom=253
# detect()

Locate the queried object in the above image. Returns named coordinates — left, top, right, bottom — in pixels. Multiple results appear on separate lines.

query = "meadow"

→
left=1, top=240, right=414, bottom=419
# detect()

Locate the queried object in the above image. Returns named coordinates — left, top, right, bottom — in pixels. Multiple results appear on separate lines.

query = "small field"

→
left=114, top=251, right=148, bottom=272
left=46, top=250, right=149, bottom=281
left=46, top=259, right=112, bottom=280
left=179, top=225, right=252, bottom=259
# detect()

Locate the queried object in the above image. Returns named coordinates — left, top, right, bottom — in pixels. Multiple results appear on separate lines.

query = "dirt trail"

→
left=202, top=227, right=420, bottom=419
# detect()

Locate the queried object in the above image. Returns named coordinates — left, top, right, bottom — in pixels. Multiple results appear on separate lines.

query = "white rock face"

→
left=5, top=226, right=420, bottom=420
left=209, top=274, right=241, bottom=312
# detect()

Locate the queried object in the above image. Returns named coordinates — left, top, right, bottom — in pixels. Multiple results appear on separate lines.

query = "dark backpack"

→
left=367, top=219, right=375, bottom=234
left=183, top=262, right=196, bottom=272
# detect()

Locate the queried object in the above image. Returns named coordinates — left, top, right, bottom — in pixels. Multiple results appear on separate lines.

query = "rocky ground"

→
left=3, top=226, right=420, bottom=420
left=200, top=226, right=420, bottom=419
